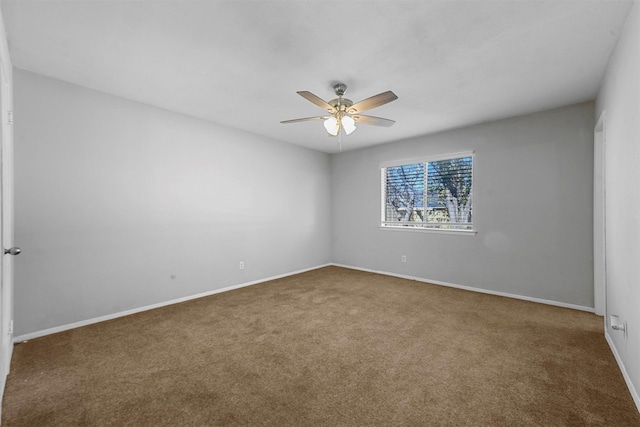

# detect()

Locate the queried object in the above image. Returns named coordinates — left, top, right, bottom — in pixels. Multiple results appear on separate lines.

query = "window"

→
left=381, top=154, right=473, bottom=231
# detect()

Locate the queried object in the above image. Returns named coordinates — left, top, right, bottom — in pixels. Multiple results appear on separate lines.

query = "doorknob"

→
left=4, top=247, right=21, bottom=256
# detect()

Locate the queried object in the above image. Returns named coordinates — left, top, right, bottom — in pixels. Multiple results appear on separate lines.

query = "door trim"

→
left=593, top=111, right=606, bottom=317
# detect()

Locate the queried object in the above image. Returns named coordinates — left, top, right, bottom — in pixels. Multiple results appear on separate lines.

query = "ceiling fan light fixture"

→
left=323, top=116, right=339, bottom=136
left=282, top=83, right=397, bottom=142
left=341, top=115, right=356, bottom=135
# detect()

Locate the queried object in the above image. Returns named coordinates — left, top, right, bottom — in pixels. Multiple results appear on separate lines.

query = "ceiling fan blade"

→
left=297, top=91, right=335, bottom=113
left=348, top=91, right=398, bottom=114
left=280, top=116, right=328, bottom=124
left=352, top=115, right=396, bottom=127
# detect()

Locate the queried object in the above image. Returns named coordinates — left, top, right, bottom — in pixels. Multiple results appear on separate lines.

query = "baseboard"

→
left=0, top=371, right=4, bottom=422
left=15, top=263, right=595, bottom=343
left=331, top=263, right=595, bottom=313
left=6, top=340, right=13, bottom=373
left=14, top=263, right=332, bottom=343
left=0, top=340, right=13, bottom=422
left=606, top=331, right=640, bottom=413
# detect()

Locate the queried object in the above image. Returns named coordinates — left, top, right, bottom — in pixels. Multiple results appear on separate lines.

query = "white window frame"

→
left=380, top=151, right=476, bottom=235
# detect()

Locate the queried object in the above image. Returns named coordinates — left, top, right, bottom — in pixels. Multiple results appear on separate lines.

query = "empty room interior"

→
left=0, top=0, right=638, bottom=425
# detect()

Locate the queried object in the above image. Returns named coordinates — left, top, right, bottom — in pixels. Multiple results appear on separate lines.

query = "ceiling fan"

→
left=281, top=83, right=398, bottom=137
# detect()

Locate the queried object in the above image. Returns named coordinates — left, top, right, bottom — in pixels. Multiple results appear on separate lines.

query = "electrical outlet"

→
left=401, top=255, right=407, bottom=263
left=239, top=261, right=245, bottom=270
left=610, top=315, right=628, bottom=339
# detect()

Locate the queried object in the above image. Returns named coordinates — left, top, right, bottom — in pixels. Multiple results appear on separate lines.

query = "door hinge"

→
left=8, top=320, right=13, bottom=335
left=7, top=110, right=13, bottom=125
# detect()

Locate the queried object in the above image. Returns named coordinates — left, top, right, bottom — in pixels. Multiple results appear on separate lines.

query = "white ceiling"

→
left=1, top=0, right=633, bottom=153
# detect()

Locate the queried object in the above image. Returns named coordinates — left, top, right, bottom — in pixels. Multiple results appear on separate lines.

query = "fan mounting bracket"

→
left=333, top=83, right=347, bottom=97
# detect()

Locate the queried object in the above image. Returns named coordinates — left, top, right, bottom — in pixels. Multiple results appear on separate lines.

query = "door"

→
left=0, top=50, right=16, bottom=380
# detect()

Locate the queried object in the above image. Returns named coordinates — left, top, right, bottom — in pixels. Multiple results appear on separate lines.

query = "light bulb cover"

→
left=324, top=116, right=339, bottom=136
left=341, top=115, right=356, bottom=135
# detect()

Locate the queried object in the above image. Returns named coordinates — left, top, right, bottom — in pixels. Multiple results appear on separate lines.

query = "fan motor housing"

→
left=328, top=98, right=353, bottom=111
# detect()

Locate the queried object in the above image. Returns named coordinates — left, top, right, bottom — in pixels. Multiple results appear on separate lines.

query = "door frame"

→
left=594, top=111, right=607, bottom=317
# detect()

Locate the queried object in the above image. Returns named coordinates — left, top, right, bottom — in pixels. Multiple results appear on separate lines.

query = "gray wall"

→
left=13, top=70, right=331, bottom=336
left=12, top=70, right=597, bottom=337
left=596, top=0, right=640, bottom=407
left=331, top=102, right=595, bottom=308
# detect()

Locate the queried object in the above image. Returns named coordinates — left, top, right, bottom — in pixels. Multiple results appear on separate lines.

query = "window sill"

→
left=379, top=226, right=477, bottom=236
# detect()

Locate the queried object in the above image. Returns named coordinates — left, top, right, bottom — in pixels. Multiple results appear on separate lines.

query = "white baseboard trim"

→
left=606, top=331, right=640, bottom=413
left=331, top=263, right=595, bottom=313
left=0, top=340, right=13, bottom=420
left=14, top=263, right=332, bottom=343
left=13, top=262, right=595, bottom=342
left=0, top=372, right=4, bottom=422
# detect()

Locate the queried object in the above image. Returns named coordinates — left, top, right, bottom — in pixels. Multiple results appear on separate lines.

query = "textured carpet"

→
left=2, top=266, right=639, bottom=426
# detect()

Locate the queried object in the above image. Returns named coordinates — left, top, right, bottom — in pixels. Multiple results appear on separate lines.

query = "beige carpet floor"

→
left=2, top=266, right=639, bottom=426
